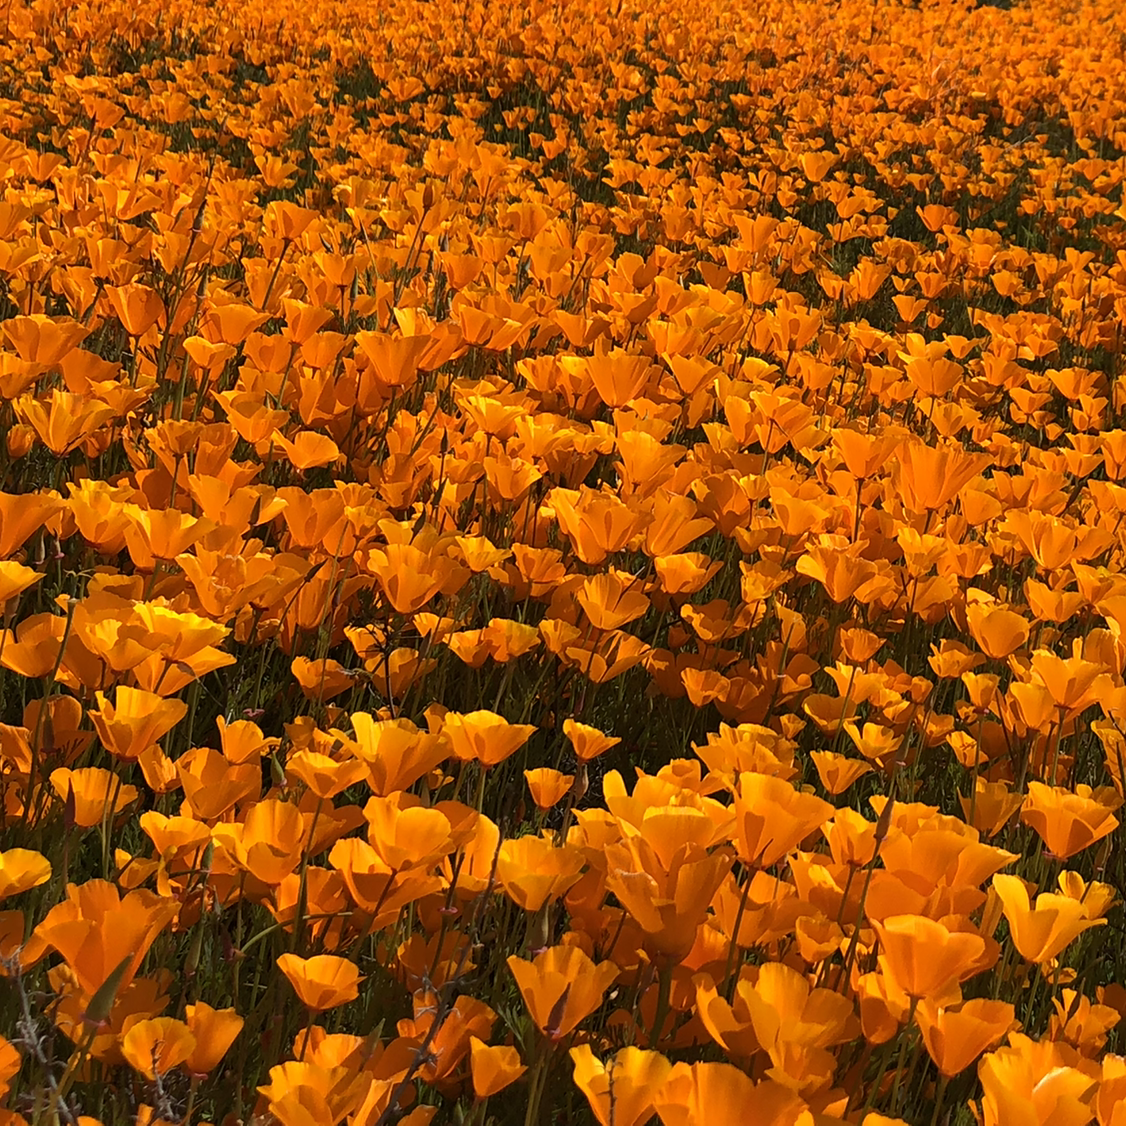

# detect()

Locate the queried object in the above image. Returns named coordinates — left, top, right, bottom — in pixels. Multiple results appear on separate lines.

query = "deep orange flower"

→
left=915, top=998, right=1017, bottom=1077
left=872, top=915, right=987, bottom=1000
left=571, top=1044, right=672, bottom=1126
left=654, top=1063, right=805, bottom=1126
left=31, top=881, right=177, bottom=1001
left=469, top=1037, right=526, bottom=1097
left=88, top=687, right=187, bottom=761
left=0, top=1036, right=19, bottom=1099
left=0, top=561, right=42, bottom=604
left=731, top=772, right=833, bottom=868
left=977, top=1034, right=1098, bottom=1126
left=507, top=945, right=618, bottom=1040
left=183, top=1002, right=244, bottom=1076
left=0, top=849, right=51, bottom=899
left=122, top=1017, right=196, bottom=1079
left=524, top=767, right=573, bottom=809
left=343, top=713, right=448, bottom=795
left=495, top=834, right=585, bottom=911
left=258, top=1061, right=370, bottom=1126
left=1021, top=782, right=1119, bottom=860
left=49, top=767, right=139, bottom=828
left=286, top=749, right=368, bottom=800
left=442, top=710, right=536, bottom=767
left=0, top=491, right=62, bottom=557
left=106, top=283, right=164, bottom=336
left=562, top=719, right=621, bottom=762
left=992, top=874, right=1105, bottom=964
left=277, top=954, right=363, bottom=1013
left=893, top=440, right=989, bottom=514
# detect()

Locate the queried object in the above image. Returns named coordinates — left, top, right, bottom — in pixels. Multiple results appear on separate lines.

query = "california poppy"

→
left=122, top=1017, right=196, bottom=1079
left=991, top=874, right=1105, bottom=964
left=507, top=945, right=618, bottom=1040
left=915, top=998, right=1018, bottom=1077
left=1021, top=782, right=1120, bottom=860
left=277, top=954, right=364, bottom=1013
left=442, top=710, right=536, bottom=768
left=524, top=768, right=574, bottom=810
left=495, top=834, right=585, bottom=911
left=872, top=915, right=987, bottom=1000
left=571, top=1044, right=672, bottom=1126
left=469, top=1037, right=526, bottom=1097
left=654, top=1062, right=805, bottom=1126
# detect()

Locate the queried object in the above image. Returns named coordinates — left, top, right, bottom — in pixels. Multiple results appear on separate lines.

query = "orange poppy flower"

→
left=291, top=657, right=357, bottom=701
left=277, top=953, right=364, bottom=1013
left=469, top=1037, right=526, bottom=1097
left=991, top=874, right=1106, bottom=964
left=106, top=283, right=164, bottom=336
left=892, top=440, right=989, bottom=514
left=213, top=799, right=307, bottom=885
left=0, top=849, right=51, bottom=899
left=0, top=490, right=62, bottom=557
left=14, top=390, right=116, bottom=456
left=31, top=881, right=177, bottom=1001
left=731, top=772, right=833, bottom=868
left=872, top=915, right=987, bottom=1000
left=121, top=1017, right=196, bottom=1080
left=1020, top=782, right=1120, bottom=860
left=257, top=1061, right=371, bottom=1126
left=604, top=833, right=732, bottom=964
left=89, top=687, right=188, bottom=761
left=959, top=779, right=1024, bottom=838
left=653, top=1062, right=805, bottom=1126
left=176, top=747, right=261, bottom=821
left=966, top=604, right=1030, bottom=659
left=0, top=1036, right=19, bottom=1099
left=977, top=1034, right=1099, bottom=1126
left=563, top=719, right=621, bottom=762
left=2, top=313, right=88, bottom=366
left=915, top=998, right=1017, bottom=1077
left=343, top=713, right=448, bottom=795
left=506, top=944, right=618, bottom=1040
left=363, top=795, right=461, bottom=871
left=1027, top=650, right=1111, bottom=718
left=0, top=561, right=42, bottom=605
left=571, top=1044, right=673, bottom=1126
left=49, top=767, right=139, bottom=828
left=442, top=710, right=536, bottom=767
left=576, top=570, right=650, bottom=630
left=524, top=767, right=573, bottom=809
left=810, top=750, right=872, bottom=795
left=286, top=749, right=368, bottom=800
left=495, top=834, right=585, bottom=911
left=217, top=716, right=280, bottom=764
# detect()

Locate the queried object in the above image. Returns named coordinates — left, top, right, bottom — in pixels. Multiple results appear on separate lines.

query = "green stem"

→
left=890, top=996, right=919, bottom=1112
left=650, top=962, right=673, bottom=1047
left=522, top=1038, right=552, bottom=1126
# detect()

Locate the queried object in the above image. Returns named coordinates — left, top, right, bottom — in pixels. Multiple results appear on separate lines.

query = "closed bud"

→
left=6, top=424, right=34, bottom=459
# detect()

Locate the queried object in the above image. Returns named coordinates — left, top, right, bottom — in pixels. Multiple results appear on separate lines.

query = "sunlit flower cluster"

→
left=0, top=0, right=1125, bottom=1122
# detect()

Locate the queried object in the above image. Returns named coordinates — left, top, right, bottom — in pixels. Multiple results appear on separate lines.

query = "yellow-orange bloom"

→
left=872, top=915, right=987, bottom=1000
left=442, top=710, right=536, bottom=767
left=571, top=1044, right=673, bottom=1126
left=1020, top=782, right=1119, bottom=860
left=469, top=1037, right=526, bottom=1098
left=277, top=954, right=363, bottom=1013
left=507, top=944, right=617, bottom=1040
left=992, top=874, right=1105, bottom=964
left=121, top=1018, right=196, bottom=1079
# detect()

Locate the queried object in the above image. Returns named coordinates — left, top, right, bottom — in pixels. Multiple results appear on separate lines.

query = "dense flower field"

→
left=0, top=0, right=1125, bottom=1122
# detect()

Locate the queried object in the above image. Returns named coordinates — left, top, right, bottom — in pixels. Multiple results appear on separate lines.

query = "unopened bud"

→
left=6, top=424, right=34, bottom=459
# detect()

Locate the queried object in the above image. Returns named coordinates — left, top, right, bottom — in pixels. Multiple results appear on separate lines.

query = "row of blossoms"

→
left=0, top=0, right=1124, bottom=1123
